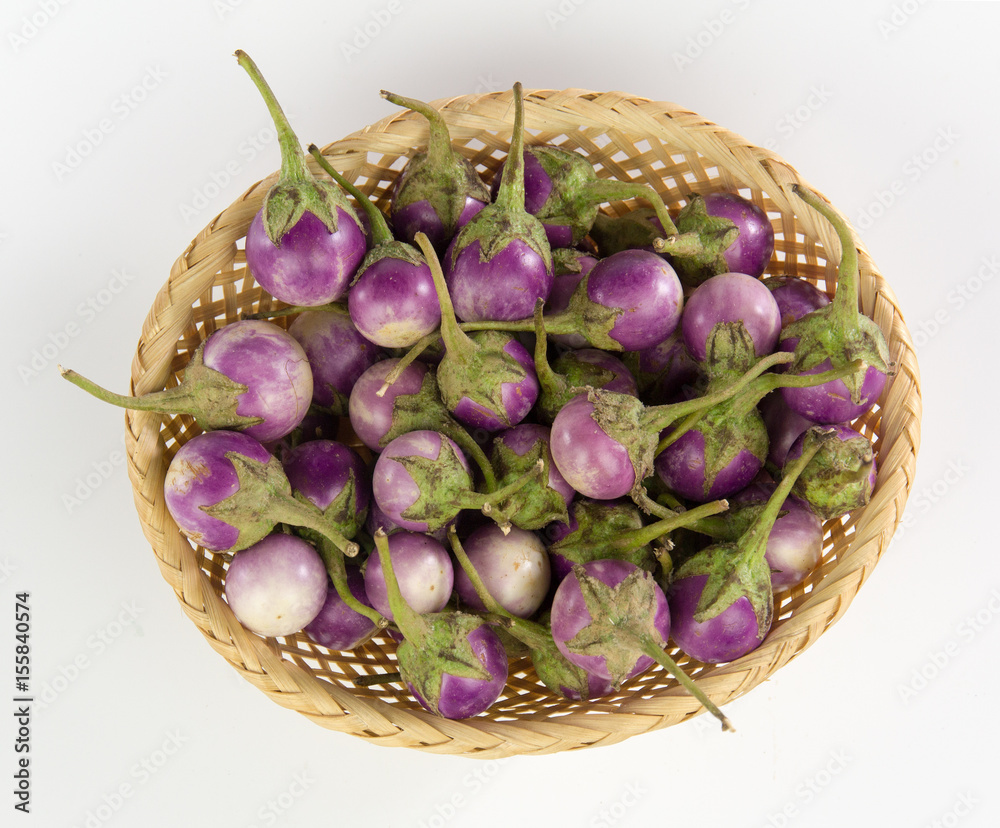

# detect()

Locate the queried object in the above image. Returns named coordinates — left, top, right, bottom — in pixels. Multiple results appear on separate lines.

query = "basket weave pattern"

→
left=124, top=88, right=921, bottom=757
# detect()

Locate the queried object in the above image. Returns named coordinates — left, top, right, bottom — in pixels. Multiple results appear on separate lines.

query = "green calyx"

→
left=380, top=89, right=490, bottom=239
left=550, top=500, right=655, bottom=573
left=565, top=565, right=667, bottom=689
left=235, top=51, right=356, bottom=245
left=675, top=542, right=774, bottom=641
left=202, top=451, right=359, bottom=556
left=60, top=343, right=262, bottom=432
left=590, top=209, right=666, bottom=257
left=487, top=433, right=570, bottom=531
left=659, top=194, right=740, bottom=286
left=563, top=270, right=632, bottom=352
left=437, top=329, right=531, bottom=428
left=394, top=438, right=475, bottom=532
left=785, top=427, right=875, bottom=520
left=396, top=612, right=496, bottom=713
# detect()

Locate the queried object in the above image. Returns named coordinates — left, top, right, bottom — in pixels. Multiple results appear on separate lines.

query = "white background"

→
left=3, top=1, right=997, bottom=826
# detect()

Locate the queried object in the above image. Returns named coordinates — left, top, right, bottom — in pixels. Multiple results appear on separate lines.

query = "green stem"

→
left=267, top=495, right=360, bottom=559
left=242, top=302, right=348, bottom=321
left=641, top=351, right=794, bottom=433
left=574, top=179, right=679, bottom=236
left=381, top=90, right=457, bottom=177
left=460, top=460, right=545, bottom=531
left=531, top=298, right=569, bottom=400
left=563, top=499, right=729, bottom=557
left=493, top=82, right=527, bottom=215
left=791, top=184, right=859, bottom=331
left=750, top=358, right=866, bottom=398
left=636, top=634, right=734, bottom=731
left=372, top=529, right=429, bottom=640
left=354, top=672, right=402, bottom=687
left=60, top=367, right=203, bottom=416
left=733, top=438, right=824, bottom=570
left=414, top=231, right=475, bottom=362
left=234, top=50, right=310, bottom=185
left=313, top=536, right=386, bottom=626
left=308, top=144, right=393, bottom=246
left=376, top=331, right=439, bottom=397
left=439, top=420, right=498, bottom=492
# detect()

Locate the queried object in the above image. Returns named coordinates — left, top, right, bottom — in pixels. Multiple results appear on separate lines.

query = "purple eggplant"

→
left=287, top=309, right=380, bottom=415
left=444, top=83, right=553, bottom=323
left=347, top=358, right=497, bottom=490
left=655, top=192, right=775, bottom=286
left=282, top=439, right=371, bottom=541
left=380, top=90, right=491, bottom=255
left=306, top=146, right=441, bottom=349
left=762, top=274, right=831, bottom=328
left=163, top=430, right=359, bottom=556
left=549, top=559, right=733, bottom=729
left=236, top=51, right=366, bottom=306
left=414, top=233, right=540, bottom=432
left=371, top=429, right=543, bottom=534
left=778, top=185, right=891, bottom=423
left=372, top=530, right=508, bottom=719
left=62, top=319, right=313, bottom=443
left=304, top=564, right=380, bottom=650
left=681, top=272, right=782, bottom=363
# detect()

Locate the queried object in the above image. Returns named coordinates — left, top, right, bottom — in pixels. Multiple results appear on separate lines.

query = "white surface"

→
left=3, top=1, right=996, bottom=826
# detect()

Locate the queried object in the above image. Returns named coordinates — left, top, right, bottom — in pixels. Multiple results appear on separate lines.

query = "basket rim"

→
left=124, top=87, right=922, bottom=757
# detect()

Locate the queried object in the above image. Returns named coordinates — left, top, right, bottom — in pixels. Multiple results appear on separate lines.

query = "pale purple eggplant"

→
left=381, top=90, right=490, bottom=254
left=363, top=530, right=453, bottom=621
left=287, top=309, right=381, bottom=414
left=224, top=533, right=328, bottom=637
left=62, top=319, right=313, bottom=443
left=681, top=272, right=782, bottom=363
left=371, top=429, right=542, bottom=534
left=452, top=524, right=551, bottom=618
left=236, top=51, right=366, bottom=306
left=657, top=192, right=775, bottom=286
left=549, top=559, right=733, bottom=729
left=163, top=430, right=359, bottom=556
left=444, top=83, right=553, bottom=323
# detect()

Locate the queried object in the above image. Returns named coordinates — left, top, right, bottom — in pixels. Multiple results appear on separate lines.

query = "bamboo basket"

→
left=124, top=88, right=921, bottom=757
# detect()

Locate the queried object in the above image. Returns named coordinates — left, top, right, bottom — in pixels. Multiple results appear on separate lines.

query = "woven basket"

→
left=124, top=88, right=921, bottom=757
